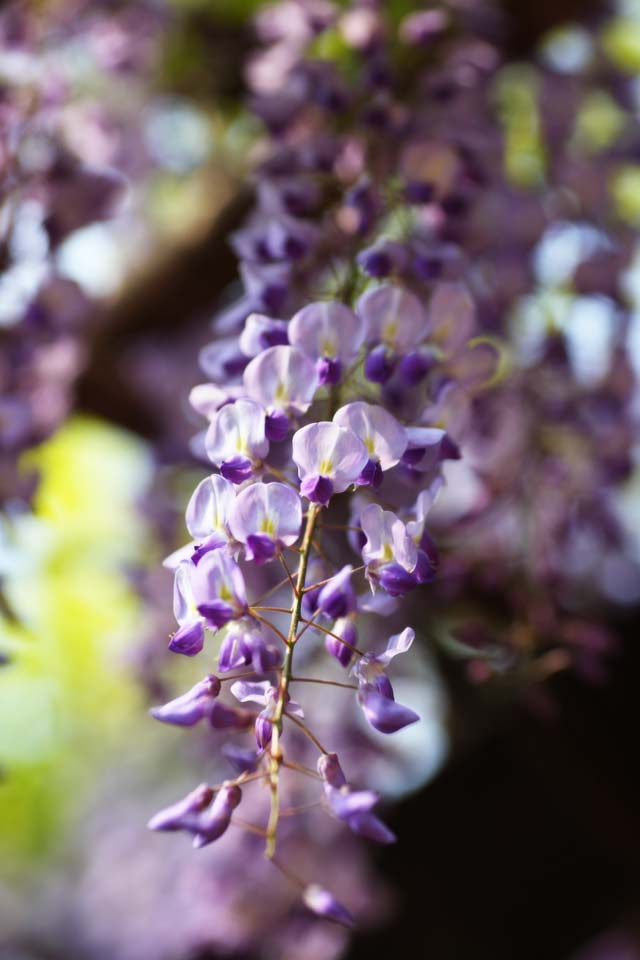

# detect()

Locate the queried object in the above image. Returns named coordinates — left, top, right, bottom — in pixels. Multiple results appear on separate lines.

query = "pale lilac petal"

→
left=191, top=550, right=247, bottom=616
left=239, top=312, right=289, bottom=356
left=228, top=481, right=302, bottom=553
left=380, top=626, right=415, bottom=664
left=429, top=282, right=475, bottom=353
left=185, top=474, right=235, bottom=541
left=163, top=542, right=196, bottom=571
left=199, top=336, right=248, bottom=383
left=289, top=301, right=364, bottom=364
left=292, top=421, right=368, bottom=493
left=357, top=283, right=429, bottom=352
left=333, top=401, right=407, bottom=470
left=243, top=345, right=318, bottom=415
left=173, top=561, right=197, bottom=625
left=230, top=679, right=272, bottom=705
left=205, top=398, right=269, bottom=468
left=348, top=810, right=396, bottom=844
left=189, top=383, right=244, bottom=419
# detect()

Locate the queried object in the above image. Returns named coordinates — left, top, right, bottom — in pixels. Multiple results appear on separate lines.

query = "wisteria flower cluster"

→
left=147, top=0, right=640, bottom=930
left=150, top=285, right=457, bottom=920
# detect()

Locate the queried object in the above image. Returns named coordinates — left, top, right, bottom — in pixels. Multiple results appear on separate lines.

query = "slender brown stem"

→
left=285, top=712, right=330, bottom=755
left=290, top=676, right=358, bottom=691
left=302, top=565, right=365, bottom=593
left=279, top=800, right=323, bottom=817
left=250, top=610, right=289, bottom=646
left=279, top=553, right=299, bottom=597
left=250, top=575, right=292, bottom=608
left=282, top=759, right=324, bottom=781
left=298, top=618, right=364, bottom=656
left=230, top=817, right=268, bottom=837
left=252, top=605, right=293, bottom=614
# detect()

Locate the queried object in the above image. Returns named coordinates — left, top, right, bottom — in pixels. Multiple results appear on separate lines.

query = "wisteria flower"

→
left=325, top=616, right=358, bottom=667
left=316, top=564, right=357, bottom=619
left=352, top=627, right=420, bottom=733
left=333, top=401, right=407, bottom=488
left=229, top=480, right=302, bottom=563
left=218, top=619, right=283, bottom=674
left=205, top=397, right=269, bottom=484
left=239, top=311, right=289, bottom=356
left=243, top=345, right=318, bottom=417
left=150, top=675, right=221, bottom=727
left=148, top=783, right=242, bottom=849
left=318, top=753, right=396, bottom=843
left=357, top=283, right=429, bottom=382
left=170, top=551, right=248, bottom=655
left=231, top=679, right=304, bottom=749
left=292, top=421, right=368, bottom=505
left=359, top=502, right=419, bottom=596
left=288, top=300, right=365, bottom=384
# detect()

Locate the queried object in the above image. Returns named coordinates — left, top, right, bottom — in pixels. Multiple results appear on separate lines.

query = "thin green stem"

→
left=265, top=502, right=321, bottom=859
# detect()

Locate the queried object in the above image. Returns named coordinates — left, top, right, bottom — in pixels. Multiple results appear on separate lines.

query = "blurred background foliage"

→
left=2, top=0, right=640, bottom=958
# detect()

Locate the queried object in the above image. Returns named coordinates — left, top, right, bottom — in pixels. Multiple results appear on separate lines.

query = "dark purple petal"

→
left=357, top=246, right=392, bottom=278
left=169, top=620, right=205, bottom=657
left=197, top=600, right=234, bottom=629
left=245, top=533, right=278, bottom=564
left=220, top=455, right=254, bottom=484
left=317, top=356, right=342, bottom=385
left=191, top=534, right=227, bottom=565
left=317, top=567, right=356, bottom=619
left=364, top=344, right=395, bottom=384
left=358, top=684, right=420, bottom=733
left=415, top=546, right=437, bottom=583
left=357, top=457, right=383, bottom=489
left=398, top=351, right=431, bottom=384
left=378, top=563, right=417, bottom=597
left=265, top=409, right=290, bottom=441
left=300, top=474, right=334, bottom=505
left=255, top=714, right=273, bottom=748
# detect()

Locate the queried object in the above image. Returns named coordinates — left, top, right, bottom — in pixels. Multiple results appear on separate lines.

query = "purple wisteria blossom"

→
left=205, top=398, right=269, bottom=483
left=148, top=783, right=242, bottom=849
left=169, top=551, right=248, bottom=655
left=243, top=345, right=318, bottom=417
left=357, top=284, right=429, bottom=383
left=150, top=675, right=221, bottom=727
left=229, top=481, right=302, bottom=563
left=288, top=300, right=365, bottom=385
left=352, top=628, right=420, bottom=733
left=360, top=503, right=419, bottom=596
left=319, top=753, right=396, bottom=844
left=333, top=401, right=407, bottom=488
left=292, top=421, right=368, bottom=505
